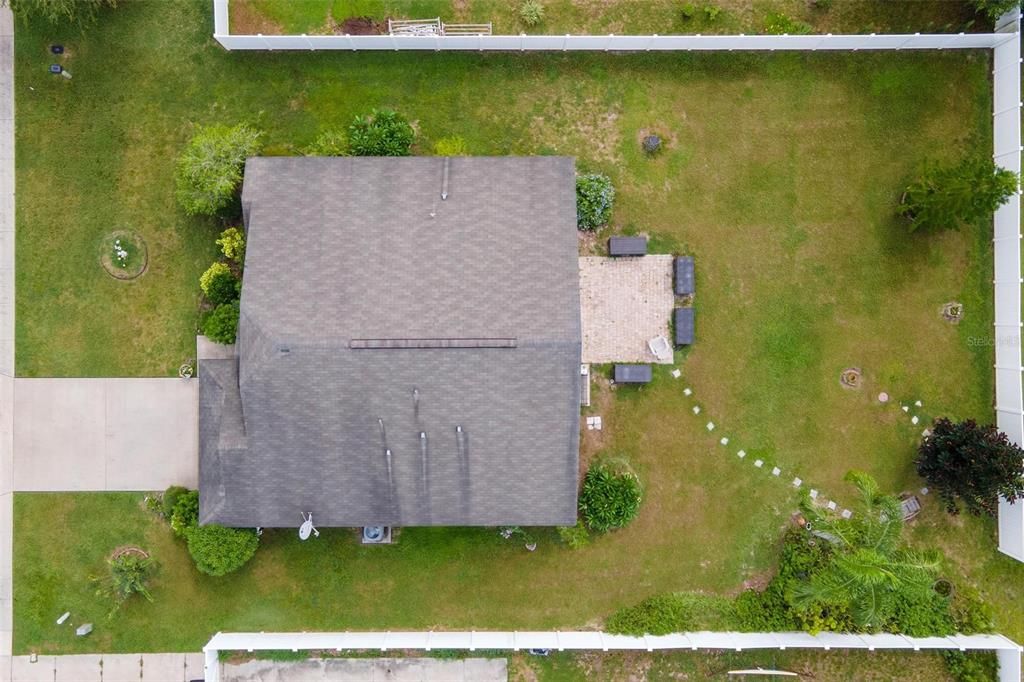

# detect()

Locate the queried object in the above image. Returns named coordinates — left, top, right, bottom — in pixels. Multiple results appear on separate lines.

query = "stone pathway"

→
left=579, top=255, right=675, bottom=364
left=11, top=653, right=205, bottom=681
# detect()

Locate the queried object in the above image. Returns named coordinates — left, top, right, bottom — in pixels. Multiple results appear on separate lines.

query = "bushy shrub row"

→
left=163, top=485, right=259, bottom=577
left=606, top=592, right=737, bottom=635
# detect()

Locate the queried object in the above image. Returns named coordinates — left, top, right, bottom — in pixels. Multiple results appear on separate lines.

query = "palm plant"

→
left=94, top=553, right=155, bottom=617
left=791, top=471, right=941, bottom=630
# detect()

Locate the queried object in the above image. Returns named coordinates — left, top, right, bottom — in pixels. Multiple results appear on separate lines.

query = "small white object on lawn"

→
left=771, top=467, right=781, bottom=476
left=827, top=501, right=837, bottom=511
left=915, top=400, right=923, bottom=407
left=720, top=437, right=729, bottom=445
left=683, top=388, right=692, bottom=396
left=921, top=487, right=929, bottom=495
left=706, top=421, right=715, bottom=431
left=911, top=416, right=919, bottom=425
left=841, top=509, right=853, bottom=519
left=878, top=392, right=889, bottom=403
left=809, top=489, right=818, bottom=499
left=737, top=450, right=747, bottom=458
left=902, top=405, right=909, bottom=413
left=672, top=369, right=681, bottom=378
left=754, top=459, right=764, bottom=468
left=922, top=429, right=931, bottom=437
left=56, top=612, right=70, bottom=625
left=693, top=406, right=701, bottom=415
left=792, top=478, right=802, bottom=487
left=594, top=416, right=602, bottom=430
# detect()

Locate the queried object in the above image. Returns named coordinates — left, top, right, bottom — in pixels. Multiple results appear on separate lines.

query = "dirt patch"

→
left=109, top=545, right=149, bottom=561
left=336, top=16, right=385, bottom=35
left=529, top=98, right=623, bottom=166
left=577, top=229, right=605, bottom=256
left=580, top=373, right=614, bottom=473
left=226, top=0, right=285, bottom=35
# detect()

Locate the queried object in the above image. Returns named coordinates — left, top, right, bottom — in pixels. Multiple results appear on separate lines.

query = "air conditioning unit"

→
left=361, top=526, right=392, bottom=544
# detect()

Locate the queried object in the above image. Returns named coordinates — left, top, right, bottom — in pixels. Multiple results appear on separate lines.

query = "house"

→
left=198, top=156, right=582, bottom=529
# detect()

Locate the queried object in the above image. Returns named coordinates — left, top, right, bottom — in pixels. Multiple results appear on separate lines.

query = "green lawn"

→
left=13, top=0, right=1024, bottom=658
left=230, top=0, right=980, bottom=37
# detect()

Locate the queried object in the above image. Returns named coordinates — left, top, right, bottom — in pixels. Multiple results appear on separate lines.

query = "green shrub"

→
left=204, top=301, right=240, bottom=345
left=941, top=651, right=999, bottom=682
left=735, top=588, right=794, bottom=631
left=433, top=136, right=468, bottom=156
left=950, top=586, right=995, bottom=634
left=303, top=129, right=348, bottom=156
left=901, top=156, right=1019, bottom=233
left=579, top=460, right=641, bottom=532
left=162, top=485, right=189, bottom=519
left=348, top=109, right=414, bottom=157
left=764, top=12, right=813, bottom=34
left=887, top=589, right=956, bottom=637
left=205, top=269, right=240, bottom=306
left=200, top=262, right=232, bottom=296
left=186, top=524, right=259, bottom=576
left=969, top=0, right=1020, bottom=21
left=93, top=553, right=154, bottom=616
left=702, top=3, right=721, bottom=21
left=556, top=520, right=590, bottom=549
left=575, top=173, right=615, bottom=231
left=680, top=3, right=697, bottom=19
left=170, top=490, right=199, bottom=538
left=216, top=227, right=246, bottom=263
left=175, top=123, right=262, bottom=216
left=606, top=592, right=736, bottom=635
left=519, top=0, right=544, bottom=26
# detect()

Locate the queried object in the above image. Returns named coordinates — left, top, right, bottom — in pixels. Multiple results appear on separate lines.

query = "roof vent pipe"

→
left=441, top=158, right=450, bottom=201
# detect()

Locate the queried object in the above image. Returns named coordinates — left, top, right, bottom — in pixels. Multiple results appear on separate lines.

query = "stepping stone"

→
left=920, top=487, right=929, bottom=495
left=672, top=369, right=681, bottom=378
left=915, top=400, right=922, bottom=407
left=720, top=437, right=729, bottom=445
left=841, top=509, right=853, bottom=519
left=911, top=416, right=919, bottom=425
left=754, top=459, right=764, bottom=468
left=792, top=477, right=802, bottom=487
left=683, top=388, right=692, bottom=396
left=594, top=416, right=602, bottom=430
left=809, top=489, right=818, bottom=499
left=771, top=467, right=781, bottom=476
left=706, top=422, right=715, bottom=431
left=693, top=406, right=701, bottom=414
left=878, top=392, right=889, bottom=403
left=737, top=450, right=747, bottom=458
left=902, top=406, right=909, bottom=413
left=922, top=429, right=930, bottom=437
left=827, top=501, right=837, bottom=510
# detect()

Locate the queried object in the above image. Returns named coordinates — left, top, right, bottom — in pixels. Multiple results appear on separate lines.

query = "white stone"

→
left=754, top=459, right=763, bottom=468
left=915, top=400, right=922, bottom=407
left=706, top=422, right=715, bottom=431
left=771, top=467, right=781, bottom=476
left=671, top=369, right=681, bottom=378
left=922, top=429, right=931, bottom=437
left=827, top=501, right=837, bottom=510
left=911, top=415, right=919, bottom=425
left=921, top=487, right=929, bottom=495
left=809, top=489, right=818, bottom=499
left=683, top=387, right=692, bottom=396
left=720, top=437, right=729, bottom=445
left=737, top=450, right=746, bottom=458
left=901, top=406, right=909, bottom=413
left=792, top=478, right=802, bottom=487
left=692, top=406, right=700, bottom=414
left=594, top=416, right=602, bottom=430
left=878, top=392, right=889, bottom=403
left=841, top=509, right=853, bottom=519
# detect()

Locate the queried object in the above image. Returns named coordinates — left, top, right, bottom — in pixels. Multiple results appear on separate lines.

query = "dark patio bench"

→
left=674, top=307, right=694, bottom=346
left=609, top=236, right=647, bottom=257
left=614, top=364, right=653, bottom=383
left=675, top=256, right=694, bottom=295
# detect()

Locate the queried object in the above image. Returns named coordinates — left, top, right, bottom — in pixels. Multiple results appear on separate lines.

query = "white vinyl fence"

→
left=203, top=630, right=1022, bottom=682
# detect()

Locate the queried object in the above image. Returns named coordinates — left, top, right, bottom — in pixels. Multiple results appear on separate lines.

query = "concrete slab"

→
left=53, top=654, right=102, bottom=682
left=184, top=652, right=207, bottom=681
left=579, top=255, right=675, bottom=364
left=13, top=378, right=198, bottom=491
left=12, top=655, right=55, bottom=682
left=101, top=653, right=142, bottom=681
left=221, top=657, right=508, bottom=682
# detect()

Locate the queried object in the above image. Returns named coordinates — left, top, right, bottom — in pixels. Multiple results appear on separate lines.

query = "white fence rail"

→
left=203, top=630, right=1022, bottom=682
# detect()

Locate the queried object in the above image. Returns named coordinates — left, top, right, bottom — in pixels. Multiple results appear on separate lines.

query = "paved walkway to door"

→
left=13, top=378, right=198, bottom=491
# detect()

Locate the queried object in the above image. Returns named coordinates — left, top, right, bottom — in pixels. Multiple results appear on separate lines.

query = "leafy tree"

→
left=969, top=0, right=1021, bottom=21
left=175, top=124, right=262, bottom=216
left=93, top=553, right=154, bottom=616
left=11, top=0, right=115, bottom=25
left=348, top=110, right=414, bottom=157
left=186, top=524, right=259, bottom=577
left=575, top=173, right=615, bottom=231
left=900, top=155, right=1019, bottom=232
left=216, top=227, right=246, bottom=263
left=916, top=418, right=1024, bottom=516
left=303, top=129, right=348, bottom=156
left=790, top=471, right=941, bottom=630
left=203, top=301, right=240, bottom=345
left=579, top=460, right=642, bottom=532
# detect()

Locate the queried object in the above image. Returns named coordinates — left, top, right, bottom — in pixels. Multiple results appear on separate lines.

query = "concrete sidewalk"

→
left=11, top=653, right=206, bottom=681
left=0, top=4, right=14, bottom=679
left=13, top=378, right=198, bottom=491
left=221, top=657, right=507, bottom=682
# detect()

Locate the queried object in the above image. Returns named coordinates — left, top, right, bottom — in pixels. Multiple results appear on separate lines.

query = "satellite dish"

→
left=299, top=512, right=319, bottom=540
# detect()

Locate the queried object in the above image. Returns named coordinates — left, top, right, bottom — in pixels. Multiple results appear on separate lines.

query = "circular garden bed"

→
left=99, top=230, right=148, bottom=280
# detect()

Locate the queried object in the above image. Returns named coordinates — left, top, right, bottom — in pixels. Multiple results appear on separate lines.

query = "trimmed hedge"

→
left=186, top=524, right=259, bottom=577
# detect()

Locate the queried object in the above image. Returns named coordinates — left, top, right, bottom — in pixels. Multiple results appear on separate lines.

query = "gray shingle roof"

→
left=199, top=157, right=582, bottom=528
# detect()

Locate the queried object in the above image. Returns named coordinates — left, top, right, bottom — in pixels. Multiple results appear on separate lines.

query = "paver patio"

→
left=579, top=255, right=675, bottom=365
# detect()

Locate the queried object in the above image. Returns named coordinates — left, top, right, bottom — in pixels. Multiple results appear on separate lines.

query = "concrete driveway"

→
left=13, top=378, right=198, bottom=491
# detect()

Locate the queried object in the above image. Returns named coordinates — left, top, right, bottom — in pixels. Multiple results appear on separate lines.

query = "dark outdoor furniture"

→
left=675, top=256, right=695, bottom=295
left=614, top=364, right=653, bottom=384
left=609, top=236, right=647, bottom=257
left=674, top=308, right=694, bottom=346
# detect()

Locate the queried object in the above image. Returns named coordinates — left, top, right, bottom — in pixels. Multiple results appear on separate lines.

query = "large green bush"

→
left=186, top=524, right=259, bottom=577
left=11, top=0, right=116, bottom=24
left=170, top=490, right=199, bottom=538
left=203, top=301, right=240, bottom=345
left=175, top=123, right=262, bottom=216
left=969, top=0, right=1020, bottom=21
left=216, top=227, right=246, bottom=263
left=606, top=592, right=736, bottom=635
left=204, top=269, right=240, bottom=306
left=161, top=485, right=189, bottom=519
left=575, top=173, right=615, bottom=231
left=578, top=460, right=642, bottom=532
left=348, top=110, right=414, bottom=157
